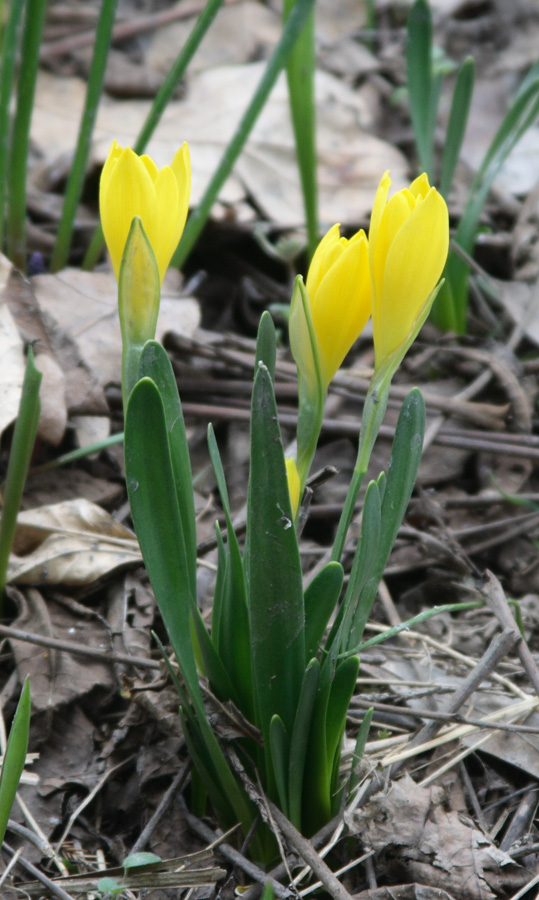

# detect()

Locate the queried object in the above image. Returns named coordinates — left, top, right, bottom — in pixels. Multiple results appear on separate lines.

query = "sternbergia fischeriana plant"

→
left=100, top=143, right=450, bottom=857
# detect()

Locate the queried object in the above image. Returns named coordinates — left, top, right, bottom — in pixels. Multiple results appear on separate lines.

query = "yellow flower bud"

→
left=369, top=171, right=449, bottom=369
left=285, top=457, right=301, bottom=519
left=304, top=224, right=371, bottom=389
left=100, top=141, right=191, bottom=283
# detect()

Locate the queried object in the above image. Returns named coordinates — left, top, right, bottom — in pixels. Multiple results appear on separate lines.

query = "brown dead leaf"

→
left=32, top=267, right=200, bottom=390
left=7, top=587, right=115, bottom=711
left=32, top=67, right=408, bottom=229
left=346, top=774, right=524, bottom=900
left=5, top=266, right=107, bottom=416
left=8, top=498, right=141, bottom=586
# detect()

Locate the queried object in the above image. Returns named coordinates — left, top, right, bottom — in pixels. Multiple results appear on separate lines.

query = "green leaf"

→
left=207, top=425, right=253, bottom=718
left=247, top=363, right=305, bottom=754
left=269, top=715, right=290, bottom=817
left=406, top=0, right=434, bottom=177
left=255, top=310, right=277, bottom=381
left=123, top=852, right=161, bottom=869
left=348, top=389, right=425, bottom=650
left=288, top=657, right=320, bottom=830
left=0, top=678, right=31, bottom=845
left=138, top=341, right=197, bottom=600
left=339, top=478, right=382, bottom=655
left=349, top=707, right=373, bottom=798
left=440, top=57, right=475, bottom=198
left=325, top=656, right=360, bottom=782
left=125, top=378, right=199, bottom=702
left=304, top=562, right=344, bottom=661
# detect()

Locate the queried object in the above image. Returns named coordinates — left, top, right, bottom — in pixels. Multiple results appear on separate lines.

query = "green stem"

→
left=6, top=0, right=47, bottom=270
left=50, top=0, right=118, bottom=272
left=331, top=366, right=393, bottom=563
left=0, top=0, right=25, bottom=251
left=172, top=0, right=317, bottom=270
left=0, top=348, right=42, bottom=608
left=82, top=0, right=225, bottom=272
left=283, top=0, right=318, bottom=260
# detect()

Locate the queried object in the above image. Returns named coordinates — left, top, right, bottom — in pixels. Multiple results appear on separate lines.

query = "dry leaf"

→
left=346, top=774, right=524, bottom=900
left=0, top=303, right=26, bottom=436
left=32, top=67, right=408, bottom=229
left=8, top=498, right=141, bottom=586
left=31, top=267, right=200, bottom=389
left=34, top=353, right=67, bottom=446
left=8, top=587, right=115, bottom=710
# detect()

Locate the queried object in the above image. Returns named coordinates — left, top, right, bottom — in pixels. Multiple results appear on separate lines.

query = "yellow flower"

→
left=100, top=140, right=191, bottom=283
left=285, top=457, right=301, bottom=519
left=292, top=224, right=370, bottom=391
left=369, top=171, right=449, bottom=369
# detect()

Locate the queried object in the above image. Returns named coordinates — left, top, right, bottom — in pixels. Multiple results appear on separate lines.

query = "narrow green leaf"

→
left=287, top=658, right=320, bottom=830
left=190, top=604, right=241, bottom=707
left=0, top=678, right=30, bottom=845
left=6, top=0, right=47, bottom=269
left=125, top=378, right=199, bottom=701
left=283, top=0, right=318, bottom=259
left=207, top=425, right=253, bottom=718
left=406, top=0, right=434, bottom=177
left=247, top=364, right=305, bottom=747
left=269, top=715, right=290, bottom=816
left=304, top=562, right=343, bottom=661
left=138, top=341, right=197, bottom=600
left=0, top=0, right=25, bottom=249
left=349, top=707, right=373, bottom=798
left=255, top=310, right=277, bottom=382
left=210, top=522, right=227, bottom=650
left=325, top=656, right=360, bottom=780
left=338, top=479, right=382, bottom=656
left=347, top=389, right=425, bottom=650
left=440, top=57, right=475, bottom=197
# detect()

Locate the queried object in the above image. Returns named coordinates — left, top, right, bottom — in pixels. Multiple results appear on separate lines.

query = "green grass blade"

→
left=0, top=347, right=42, bottom=603
left=327, top=656, right=360, bottom=814
left=6, top=0, right=47, bottom=270
left=406, top=0, right=434, bottom=177
left=283, top=0, right=318, bottom=260
left=440, top=57, right=474, bottom=198
left=247, top=363, right=305, bottom=748
left=0, top=678, right=31, bottom=845
left=172, top=0, right=317, bottom=270
left=50, top=0, right=118, bottom=272
left=0, top=0, right=25, bottom=250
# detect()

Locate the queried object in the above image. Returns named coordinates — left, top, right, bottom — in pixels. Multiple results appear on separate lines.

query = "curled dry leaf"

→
left=8, top=498, right=141, bottom=587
